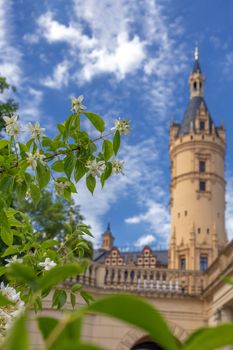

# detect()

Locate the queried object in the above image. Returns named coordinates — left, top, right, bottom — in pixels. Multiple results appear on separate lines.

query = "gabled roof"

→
left=93, top=248, right=168, bottom=267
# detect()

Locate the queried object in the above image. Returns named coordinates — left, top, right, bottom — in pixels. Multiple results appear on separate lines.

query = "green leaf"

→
left=37, top=316, right=83, bottom=348
left=30, top=183, right=40, bottom=208
left=86, top=175, right=96, bottom=194
left=80, top=290, right=94, bottom=305
left=36, top=163, right=51, bottom=189
left=1, top=245, right=21, bottom=257
left=113, top=130, right=120, bottom=155
left=7, top=263, right=38, bottom=290
left=0, top=266, right=6, bottom=276
left=71, top=283, right=82, bottom=293
left=70, top=291, right=76, bottom=308
left=52, top=289, right=67, bottom=309
left=39, top=263, right=84, bottom=291
left=84, top=112, right=105, bottom=133
left=57, top=123, right=65, bottom=135
left=41, top=240, right=59, bottom=249
left=52, top=160, right=64, bottom=172
left=64, top=156, right=75, bottom=179
left=74, top=160, right=86, bottom=182
left=86, top=295, right=180, bottom=350
left=102, top=140, right=113, bottom=161
left=100, top=162, right=112, bottom=188
left=1, top=227, right=13, bottom=246
left=184, top=324, right=233, bottom=350
left=37, top=316, right=59, bottom=340
left=4, top=313, right=29, bottom=350
left=0, top=291, right=14, bottom=306
left=0, top=176, right=14, bottom=193
left=0, top=139, right=9, bottom=150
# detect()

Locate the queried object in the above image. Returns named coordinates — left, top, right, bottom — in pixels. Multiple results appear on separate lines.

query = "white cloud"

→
left=134, top=234, right=155, bottom=248
left=223, top=52, right=233, bottom=78
left=125, top=199, right=170, bottom=240
left=34, top=0, right=188, bottom=126
left=73, top=139, right=168, bottom=245
left=19, top=88, right=44, bottom=122
left=81, top=32, right=145, bottom=81
left=0, top=1, right=22, bottom=86
left=42, top=60, right=70, bottom=89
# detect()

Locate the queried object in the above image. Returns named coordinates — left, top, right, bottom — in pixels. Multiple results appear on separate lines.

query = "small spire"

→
left=194, top=45, right=199, bottom=61
left=107, top=221, right=111, bottom=232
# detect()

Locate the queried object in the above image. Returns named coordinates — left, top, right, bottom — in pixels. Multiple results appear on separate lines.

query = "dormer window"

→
left=200, top=121, right=205, bottom=130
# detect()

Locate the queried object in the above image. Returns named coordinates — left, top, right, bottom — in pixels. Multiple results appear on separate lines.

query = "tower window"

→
left=200, top=121, right=205, bottom=130
left=200, top=256, right=208, bottom=272
left=193, top=81, right=197, bottom=91
left=207, top=228, right=210, bottom=234
left=179, top=256, right=186, bottom=270
left=185, top=210, right=188, bottom=216
left=178, top=212, right=180, bottom=218
left=199, top=181, right=206, bottom=192
left=199, top=160, right=206, bottom=173
left=198, top=228, right=201, bottom=234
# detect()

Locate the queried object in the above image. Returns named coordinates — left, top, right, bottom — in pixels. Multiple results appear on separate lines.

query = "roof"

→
left=177, top=96, right=216, bottom=137
left=93, top=248, right=168, bottom=267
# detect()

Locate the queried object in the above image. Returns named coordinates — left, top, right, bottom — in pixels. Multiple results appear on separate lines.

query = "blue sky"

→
left=2, top=0, right=233, bottom=249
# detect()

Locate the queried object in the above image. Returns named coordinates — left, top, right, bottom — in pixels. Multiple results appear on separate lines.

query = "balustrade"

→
left=75, top=262, right=203, bottom=296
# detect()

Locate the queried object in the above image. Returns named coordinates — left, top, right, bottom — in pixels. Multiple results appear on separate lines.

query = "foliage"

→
left=0, top=94, right=128, bottom=340
left=13, top=190, right=84, bottom=240
left=0, top=77, right=18, bottom=132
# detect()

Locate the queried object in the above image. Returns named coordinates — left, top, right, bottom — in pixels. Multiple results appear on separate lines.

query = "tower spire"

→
left=194, top=45, right=198, bottom=61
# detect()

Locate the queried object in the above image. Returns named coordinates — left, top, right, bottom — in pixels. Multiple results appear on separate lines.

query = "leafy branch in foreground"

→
left=0, top=94, right=130, bottom=340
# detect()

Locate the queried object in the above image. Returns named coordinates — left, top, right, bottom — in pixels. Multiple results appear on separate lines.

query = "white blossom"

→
left=55, top=181, right=70, bottom=195
left=34, top=150, right=46, bottom=164
left=3, top=115, right=21, bottom=138
left=5, top=255, right=23, bottom=267
left=3, top=115, right=18, bottom=127
left=112, top=159, right=124, bottom=174
left=38, top=258, right=56, bottom=271
left=28, top=122, right=45, bottom=140
left=71, top=95, right=86, bottom=113
left=86, top=159, right=105, bottom=177
left=112, top=118, right=131, bottom=135
left=0, top=283, right=25, bottom=336
left=26, top=152, right=37, bottom=170
left=0, top=283, right=24, bottom=308
left=25, top=190, right=31, bottom=200
left=26, top=150, right=46, bottom=170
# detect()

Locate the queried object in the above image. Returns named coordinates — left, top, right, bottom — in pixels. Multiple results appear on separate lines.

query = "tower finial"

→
left=194, top=44, right=199, bottom=61
left=107, top=221, right=111, bottom=232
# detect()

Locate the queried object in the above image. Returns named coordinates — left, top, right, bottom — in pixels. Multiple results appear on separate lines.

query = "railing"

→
left=203, top=240, right=233, bottom=291
left=74, top=262, right=203, bottom=296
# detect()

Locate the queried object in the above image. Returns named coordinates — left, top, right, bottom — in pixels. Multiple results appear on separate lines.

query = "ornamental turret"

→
left=101, top=222, right=114, bottom=251
left=168, top=49, right=227, bottom=271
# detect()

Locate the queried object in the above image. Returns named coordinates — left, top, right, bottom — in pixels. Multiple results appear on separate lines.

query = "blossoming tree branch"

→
left=0, top=95, right=130, bottom=341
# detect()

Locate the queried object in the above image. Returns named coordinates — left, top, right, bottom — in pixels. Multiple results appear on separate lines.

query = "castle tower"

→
left=101, top=222, right=114, bottom=251
left=169, top=48, right=227, bottom=271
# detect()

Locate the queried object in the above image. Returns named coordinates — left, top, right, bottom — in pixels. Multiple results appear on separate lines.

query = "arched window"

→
left=193, top=81, right=197, bottom=91
left=131, top=341, right=163, bottom=350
